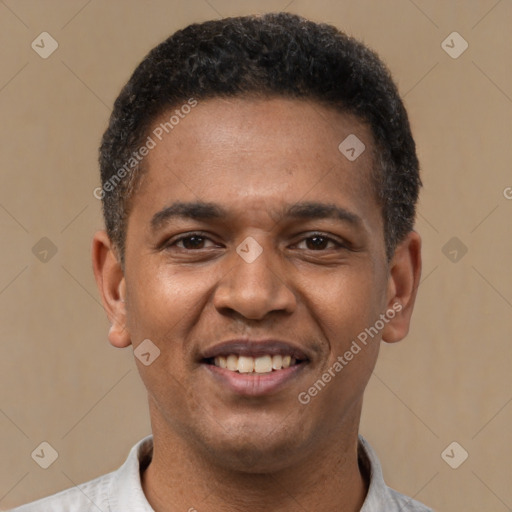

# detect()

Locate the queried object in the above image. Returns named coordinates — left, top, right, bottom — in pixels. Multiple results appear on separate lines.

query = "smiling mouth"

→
left=205, top=354, right=305, bottom=374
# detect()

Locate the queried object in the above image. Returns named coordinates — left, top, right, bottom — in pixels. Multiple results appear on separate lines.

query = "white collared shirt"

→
left=11, top=435, right=433, bottom=511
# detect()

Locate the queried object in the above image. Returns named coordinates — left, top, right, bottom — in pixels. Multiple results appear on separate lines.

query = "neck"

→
left=141, top=412, right=368, bottom=512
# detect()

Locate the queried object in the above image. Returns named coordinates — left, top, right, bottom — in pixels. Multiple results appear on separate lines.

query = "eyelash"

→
left=165, top=231, right=346, bottom=251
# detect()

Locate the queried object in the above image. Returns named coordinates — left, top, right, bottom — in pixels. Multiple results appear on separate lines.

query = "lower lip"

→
left=203, top=362, right=307, bottom=397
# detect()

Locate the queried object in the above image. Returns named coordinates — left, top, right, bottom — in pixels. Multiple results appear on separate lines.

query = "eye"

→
left=167, top=233, right=218, bottom=250
left=294, top=233, right=344, bottom=251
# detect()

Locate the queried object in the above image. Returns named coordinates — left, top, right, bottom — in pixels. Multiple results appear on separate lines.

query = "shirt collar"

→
left=107, top=434, right=397, bottom=511
left=108, top=435, right=155, bottom=511
left=358, top=435, right=395, bottom=511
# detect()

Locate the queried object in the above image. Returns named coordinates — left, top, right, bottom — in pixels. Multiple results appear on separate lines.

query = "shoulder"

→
left=386, top=487, right=434, bottom=511
left=9, top=436, right=154, bottom=512
left=9, top=471, right=114, bottom=512
left=358, top=435, right=434, bottom=512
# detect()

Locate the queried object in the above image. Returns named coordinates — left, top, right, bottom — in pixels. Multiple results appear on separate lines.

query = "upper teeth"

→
left=213, top=354, right=296, bottom=373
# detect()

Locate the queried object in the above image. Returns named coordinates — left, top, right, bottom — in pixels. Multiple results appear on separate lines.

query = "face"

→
left=94, top=96, right=420, bottom=473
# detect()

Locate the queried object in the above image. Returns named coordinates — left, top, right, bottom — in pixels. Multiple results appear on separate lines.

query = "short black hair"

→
left=99, top=12, right=421, bottom=266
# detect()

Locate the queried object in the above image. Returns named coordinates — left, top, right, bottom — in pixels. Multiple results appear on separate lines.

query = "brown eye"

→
left=295, top=234, right=341, bottom=251
left=178, top=235, right=207, bottom=249
left=166, top=233, right=218, bottom=250
left=305, top=236, right=330, bottom=250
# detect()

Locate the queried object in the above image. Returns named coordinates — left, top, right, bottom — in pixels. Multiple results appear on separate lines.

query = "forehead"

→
left=131, top=96, right=380, bottom=229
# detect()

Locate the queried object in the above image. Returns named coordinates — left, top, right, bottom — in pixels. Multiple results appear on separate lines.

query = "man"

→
left=13, top=12, right=430, bottom=511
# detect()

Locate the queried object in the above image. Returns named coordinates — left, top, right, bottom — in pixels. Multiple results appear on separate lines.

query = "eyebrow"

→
left=150, top=200, right=362, bottom=232
left=151, top=202, right=226, bottom=232
left=285, top=202, right=361, bottom=225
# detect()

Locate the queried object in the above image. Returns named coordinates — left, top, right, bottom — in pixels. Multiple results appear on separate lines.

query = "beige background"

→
left=1, top=1, right=511, bottom=510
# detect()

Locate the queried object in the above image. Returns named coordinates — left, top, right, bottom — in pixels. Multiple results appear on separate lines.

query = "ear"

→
left=381, top=230, right=422, bottom=344
left=91, top=230, right=131, bottom=348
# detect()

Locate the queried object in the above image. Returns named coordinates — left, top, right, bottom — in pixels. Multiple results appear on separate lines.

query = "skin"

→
left=92, top=96, right=421, bottom=512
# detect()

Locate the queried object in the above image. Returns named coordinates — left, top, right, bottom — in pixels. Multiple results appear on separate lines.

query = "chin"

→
left=194, top=416, right=311, bottom=474
left=206, top=440, right=305, bottom=474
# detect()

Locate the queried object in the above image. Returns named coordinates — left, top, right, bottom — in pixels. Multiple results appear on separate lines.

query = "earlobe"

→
left=91, top=230, right=132, bottom=348
left=381, top=230, right=422, bottom=344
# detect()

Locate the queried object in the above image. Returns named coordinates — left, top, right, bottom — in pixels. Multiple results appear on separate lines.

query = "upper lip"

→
left=200, top=339, right=310, bottom=362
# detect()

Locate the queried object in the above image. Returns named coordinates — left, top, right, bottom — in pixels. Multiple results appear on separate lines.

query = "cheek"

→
left=125, top=263, right=223, bottom=385
left=305, top=270, right=384, bottom=403
left=319, top=271, right=384, bottom=392
left=300, top=282, right=381, bottom=419
left=124, top=267, right=206, bottom=422
left=309, top=267, right=383, bottom=344
left=126, top=263, right=206, bottom=339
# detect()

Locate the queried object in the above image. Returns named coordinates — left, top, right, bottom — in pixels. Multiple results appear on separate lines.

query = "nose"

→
left=213, top=242, right=297, bottom=320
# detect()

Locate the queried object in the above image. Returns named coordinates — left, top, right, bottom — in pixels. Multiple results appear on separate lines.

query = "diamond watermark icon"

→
left=134, top=339, right=161, bottom=366
left=441, top=32, right=468, bottom=59
left=441, top=441, right=468, bottom=469
left=442, top=237, right=468, bottom=263
left=31, top=32, right=59, bottom=59
left=32, top=237, right=58, bottom=263
left=338, top=134, right=366, bottom=162
left=236, top=236, right=263, bottom=263
left=31, top=441, right=58, bottom=469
